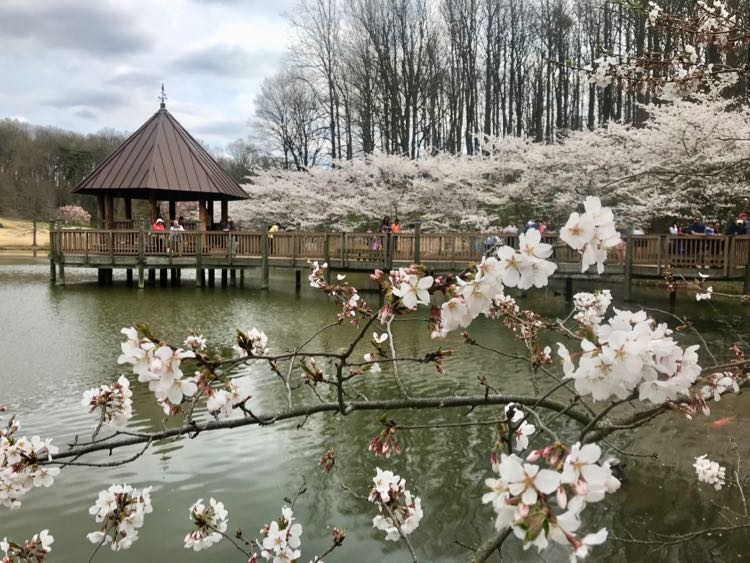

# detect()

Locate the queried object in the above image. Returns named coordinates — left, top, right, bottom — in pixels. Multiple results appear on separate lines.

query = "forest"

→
left=253, top=0, right=750, bottom=167
left=0, top=120, right=257, bottom=221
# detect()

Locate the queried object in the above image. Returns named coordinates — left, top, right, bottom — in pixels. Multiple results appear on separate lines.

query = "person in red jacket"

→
left=152, top=218, right=166, bottom=252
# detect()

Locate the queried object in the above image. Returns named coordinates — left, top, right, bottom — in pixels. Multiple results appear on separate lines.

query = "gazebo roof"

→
left=72, top=106, right=248, bottom=201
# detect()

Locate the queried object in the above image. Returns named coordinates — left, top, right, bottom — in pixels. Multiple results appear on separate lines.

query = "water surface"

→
left=1, top=264, right=749, bottom=562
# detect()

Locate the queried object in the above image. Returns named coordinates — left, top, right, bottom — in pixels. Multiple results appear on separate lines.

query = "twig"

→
left=334, top=464, right=366, bottom=501
left=386, top=317, right=410, bottom=399
left=470, top=528, right=512, bottom=563
left=382, top=501, right=418, bottom=563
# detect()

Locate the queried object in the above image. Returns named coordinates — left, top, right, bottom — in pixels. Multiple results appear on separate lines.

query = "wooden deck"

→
left=48, top=229, right=750, bottom=289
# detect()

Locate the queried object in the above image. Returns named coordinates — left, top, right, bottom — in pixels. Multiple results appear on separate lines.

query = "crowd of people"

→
left=668, top=213, right=749, bottom=236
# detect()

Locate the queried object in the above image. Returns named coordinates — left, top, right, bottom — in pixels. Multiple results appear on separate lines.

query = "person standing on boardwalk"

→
left=390, top=218, right=401, bottom=255
left=169, top=219, right=184, bottom=254
left=268, top=222, right=280, bottom=254
left=379, top=216, right=391, bottom=233
left=152, top=218, right=166, bottom=252
left=223, top=217, right=236, bottom=254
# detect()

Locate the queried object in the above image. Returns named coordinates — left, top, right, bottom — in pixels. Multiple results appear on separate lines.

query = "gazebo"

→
left=72, top=96, right=248, bottom=230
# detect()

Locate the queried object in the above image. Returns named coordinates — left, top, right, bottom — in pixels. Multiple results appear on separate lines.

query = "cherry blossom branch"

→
left=333, top=464, right=366, bottom=501
left=50, top=438, right=153, bottom=469
left=49, top=394, right=597, bottom=463
left=578, top=392, right=638, bottom=443
left=381, top=501, right=418, bottom=563
left=385, top=317, right=410, bottom=399
left=611, top=523, right=750, bottom=547
left=731, top=439, right=748, bottom=519
left=469, top=528, right=512, bottom=563
left=642, top=306, right=719, bottom=366
left=207, top=524, right=254, bottom=559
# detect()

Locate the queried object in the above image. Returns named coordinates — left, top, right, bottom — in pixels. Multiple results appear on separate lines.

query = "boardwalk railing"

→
left=50, top=229, right=750, bottom=278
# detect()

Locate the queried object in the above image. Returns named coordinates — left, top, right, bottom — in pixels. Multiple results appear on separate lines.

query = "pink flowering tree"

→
left=54, top=205, right=91, bottom=227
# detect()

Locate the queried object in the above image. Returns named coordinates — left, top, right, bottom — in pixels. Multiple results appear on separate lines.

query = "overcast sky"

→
left=0, top=0, right=295, bottom=150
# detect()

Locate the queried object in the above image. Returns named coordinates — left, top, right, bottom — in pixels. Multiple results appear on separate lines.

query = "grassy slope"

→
left=0, top=217, right=50, bottom=249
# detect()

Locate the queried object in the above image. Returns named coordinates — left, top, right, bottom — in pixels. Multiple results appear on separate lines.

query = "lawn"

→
left=0, top=217, right=50, bottom=249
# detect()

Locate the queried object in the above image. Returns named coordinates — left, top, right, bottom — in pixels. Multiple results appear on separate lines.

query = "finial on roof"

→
left=158, top=83, right=168, bottom=110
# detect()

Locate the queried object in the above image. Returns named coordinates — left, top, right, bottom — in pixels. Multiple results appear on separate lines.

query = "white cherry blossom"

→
left=392, top=273, right=434, bottom=309
left=694, top=455, right=726, bottom=490
left=498, top=453, right=561, bottom=506
left=87, top=484, right=153, bottom=551
left=184, top=497, right=229, bottom=551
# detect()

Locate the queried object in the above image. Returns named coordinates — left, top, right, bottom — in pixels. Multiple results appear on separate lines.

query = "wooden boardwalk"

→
left=48, top=228, right=750, bottom=290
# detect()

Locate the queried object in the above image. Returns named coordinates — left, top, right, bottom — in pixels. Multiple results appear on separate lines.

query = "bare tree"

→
left=254, top=68, right=328, bottom=170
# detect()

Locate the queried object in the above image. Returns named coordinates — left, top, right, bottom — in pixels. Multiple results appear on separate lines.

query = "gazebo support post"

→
left=196, top=230, right=204, bottom=287
left=207, top=201, right=214, bottom=230
left=221, top=269, right=228, bottom=288
left=208, top=269, right=215, bottom=287
left=105, top=194, right=114, bottom=229
left=230, top=269, right=236, bottom=287
left=124, top=198, right=132, bottom=225
left=220, top=200, right=228, bottom=228
left=198, top=200, right=208, bottom=231
left=49, top=221, right=56, bottom=283
left=126, top=269, right=133, bottom=285
left=138, top=224, right=145, bottom=289
left=149, top=195, right=158, bottom=224
left=169, top=201, right=176, bottom=223
left=159, top=269, right=168, bottom=286
left=97, top=195, right=105, bottom=228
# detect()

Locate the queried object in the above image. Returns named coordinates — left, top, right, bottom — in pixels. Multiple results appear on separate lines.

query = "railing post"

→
left=32, top=220, right=38, bottom=257
left=137, top=225, right=145, bottom=289
left=196, top=231, right=203, bottom=288
left=624, top=228, right=634, bottom=301
left=655, top=235, right=663, bottom=277
left=54, top=221, right=65, bottom=286
left=323, top=233, right=331, bottom=284
left=743, top=238, right=750, bottom=294
left=341, top=232, right=347, bottom=269
left=261, top=226, right=270, bottom=289
left=728, top=235, right=737, bottom=276
left=109, top=230, right=114, bottom=262
left=385, top=232, right=392, bottom=270
left=414, top=222, right=421, bottom=264
left=48, top=221, right=56, bottom=283
left=722, top=235, right=730, bottom=278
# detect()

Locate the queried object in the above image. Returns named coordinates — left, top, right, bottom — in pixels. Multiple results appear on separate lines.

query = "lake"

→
left=1, top=263, right=749, bottom=562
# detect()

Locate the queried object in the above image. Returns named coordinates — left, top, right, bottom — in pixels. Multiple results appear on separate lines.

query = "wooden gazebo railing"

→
left=50, top=229, right=750, bottom=276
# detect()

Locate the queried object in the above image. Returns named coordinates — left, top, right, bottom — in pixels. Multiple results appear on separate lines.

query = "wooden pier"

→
left=47, top=227, right=750, bottom=294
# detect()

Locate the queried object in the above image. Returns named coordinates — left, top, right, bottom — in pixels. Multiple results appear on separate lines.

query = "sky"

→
left=0, top=0, right=296, bottom=151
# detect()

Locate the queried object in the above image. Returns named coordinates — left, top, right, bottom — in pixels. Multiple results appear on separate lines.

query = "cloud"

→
left=46, top=90, right=129, bottom=111
left=191, top=119, right=249, bottom=139
left=107, top=70, right=164, bottom=90
left=0, top=1, right=151, bottom=57
left=73, top=108, right=98, bottom=121
left=170, top=45, right=284, bottom=77
left=187, top=0, right=294, bottom=17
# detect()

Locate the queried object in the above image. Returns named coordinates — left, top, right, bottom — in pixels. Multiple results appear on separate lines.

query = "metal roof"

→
left=72, top=108, right=248, bottom=201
